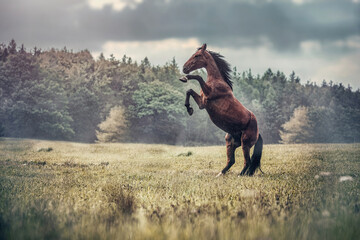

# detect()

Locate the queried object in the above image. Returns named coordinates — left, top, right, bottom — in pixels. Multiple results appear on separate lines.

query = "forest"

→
left=1, top=40, right=359, bottom=145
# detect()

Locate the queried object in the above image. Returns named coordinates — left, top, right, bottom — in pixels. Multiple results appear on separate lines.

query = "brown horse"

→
left=180, top=43, right=263, bottom=176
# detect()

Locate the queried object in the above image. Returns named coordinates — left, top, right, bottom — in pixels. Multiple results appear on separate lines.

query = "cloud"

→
left=92, top=38, right=201, bottom=65
left=291, top=0, right=310, bottom=5
left=314, top=52, right=360, bottom=88
left=82, top=0, right=359, bottom=50
left=300, top=40, right=322, bottom=55
left=87, top=0, right=143, bottom=11
left=0, top=0, right=88, bottom=49
left=1, top=0, right=359, bottom=89
left=1, top=0, right=359, bottom=51
left=333, top=35, right=360, bottom=49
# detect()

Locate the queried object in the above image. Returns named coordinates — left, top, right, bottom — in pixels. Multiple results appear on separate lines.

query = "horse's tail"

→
left=248, top=133, right=263, bottom=176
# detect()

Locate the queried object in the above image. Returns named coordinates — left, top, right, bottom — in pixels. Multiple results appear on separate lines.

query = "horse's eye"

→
left=195, top=55, right=200, bottom=58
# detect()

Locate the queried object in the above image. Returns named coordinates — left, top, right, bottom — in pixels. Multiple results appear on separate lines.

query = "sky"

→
left=0, top=0, right=359, bottom=89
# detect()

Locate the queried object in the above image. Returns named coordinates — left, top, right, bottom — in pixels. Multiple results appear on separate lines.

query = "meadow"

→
left=0, top=138, right=359, bottom=240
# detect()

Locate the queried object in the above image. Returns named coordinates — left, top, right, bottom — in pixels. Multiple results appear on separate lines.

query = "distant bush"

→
left=37, top=147, right=53, bottom=152
left=177, top=151, right=193, bottom=157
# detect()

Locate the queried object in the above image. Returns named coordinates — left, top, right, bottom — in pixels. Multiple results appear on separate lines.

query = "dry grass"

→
left=0, top=138, right=359, bottom=239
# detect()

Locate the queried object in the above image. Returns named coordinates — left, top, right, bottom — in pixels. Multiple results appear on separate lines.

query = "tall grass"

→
left=0, top=138, right=359, bottom=239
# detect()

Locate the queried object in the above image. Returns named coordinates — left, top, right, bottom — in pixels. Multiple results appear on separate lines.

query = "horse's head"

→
left=183, top=43, right=209, bottom=74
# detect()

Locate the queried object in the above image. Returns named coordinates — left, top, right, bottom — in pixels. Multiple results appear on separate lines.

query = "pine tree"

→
left=68, top=87, right=101, bottom=142
left=7, top=39, right=17, bottom=54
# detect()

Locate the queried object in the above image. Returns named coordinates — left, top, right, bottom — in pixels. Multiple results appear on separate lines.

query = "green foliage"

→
left=307, top=107, right=336, bottom=143
left=129, top=80, right=186, bottom=144
left=0, top=39, right=359, bottom=144
left=232, top=68, right=360, bottom=144
left=68, top=87, right=101, bottom=142
left=0, top=51, right=74, bottom=139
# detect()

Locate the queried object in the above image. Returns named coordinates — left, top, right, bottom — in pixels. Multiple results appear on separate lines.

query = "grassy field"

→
left=0, top=138, right=359, bottom=240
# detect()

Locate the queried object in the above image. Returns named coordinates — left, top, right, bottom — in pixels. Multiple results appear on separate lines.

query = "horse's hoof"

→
left=216, top=172, right=223, bottom=178
left=187, top=107, right=193, bottom=116
left=179, top=76, right=188, bottom=83
left=246, top=168, right=254, bottom=176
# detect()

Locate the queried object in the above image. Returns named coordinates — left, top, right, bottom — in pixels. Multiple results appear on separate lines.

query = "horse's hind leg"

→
left=239, top=145, right=251, bottom=176
left=216, top=134, right=240, bottom=177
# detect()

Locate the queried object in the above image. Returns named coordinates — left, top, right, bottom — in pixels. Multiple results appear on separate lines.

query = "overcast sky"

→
left=1, top=0, right=359, bottom=89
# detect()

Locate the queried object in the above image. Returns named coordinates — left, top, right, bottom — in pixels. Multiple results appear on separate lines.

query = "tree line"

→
left=0, top=40, right=359, bottom=145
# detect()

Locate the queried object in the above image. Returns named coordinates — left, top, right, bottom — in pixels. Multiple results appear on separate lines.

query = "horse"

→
left=180, top=43, right=263, bottom=177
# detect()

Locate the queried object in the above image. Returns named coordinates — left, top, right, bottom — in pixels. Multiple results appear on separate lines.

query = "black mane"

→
left=208, top=51, right=233, bottom=90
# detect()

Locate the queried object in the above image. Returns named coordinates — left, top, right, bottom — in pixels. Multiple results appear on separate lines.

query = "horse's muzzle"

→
left=183, top=67, right=190, bottom=74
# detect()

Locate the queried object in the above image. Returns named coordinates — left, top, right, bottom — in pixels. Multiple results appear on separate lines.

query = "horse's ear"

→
left=201, top=43, right=207, bottom=52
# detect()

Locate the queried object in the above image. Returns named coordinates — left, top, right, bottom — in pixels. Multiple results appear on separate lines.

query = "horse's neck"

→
left=205, top=61, right=221, bottom=82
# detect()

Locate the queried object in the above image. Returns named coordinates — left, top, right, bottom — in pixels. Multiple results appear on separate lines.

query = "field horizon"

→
left=0, top=138, right=359, bottom=239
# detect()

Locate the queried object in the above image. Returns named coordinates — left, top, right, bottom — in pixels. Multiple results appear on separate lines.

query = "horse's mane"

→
left=208, top=51, right=233, bottom=90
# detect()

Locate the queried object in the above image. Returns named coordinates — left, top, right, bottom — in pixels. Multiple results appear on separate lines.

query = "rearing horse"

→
left=180, top=44, right=263, bottom=176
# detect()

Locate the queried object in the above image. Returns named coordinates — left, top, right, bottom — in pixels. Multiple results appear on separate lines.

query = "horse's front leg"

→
left=184, top=89, right=204, bottom=116
left=180, top=75, right=211, bottom=96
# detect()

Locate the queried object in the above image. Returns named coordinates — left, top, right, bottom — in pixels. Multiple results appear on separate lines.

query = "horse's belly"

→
left=209, top=116, right=241, bottom=133
left=206, top=108, right=247, bottom=134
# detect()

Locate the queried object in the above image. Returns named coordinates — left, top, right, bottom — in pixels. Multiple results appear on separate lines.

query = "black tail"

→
left=248, top=134, right=263, bottom=176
